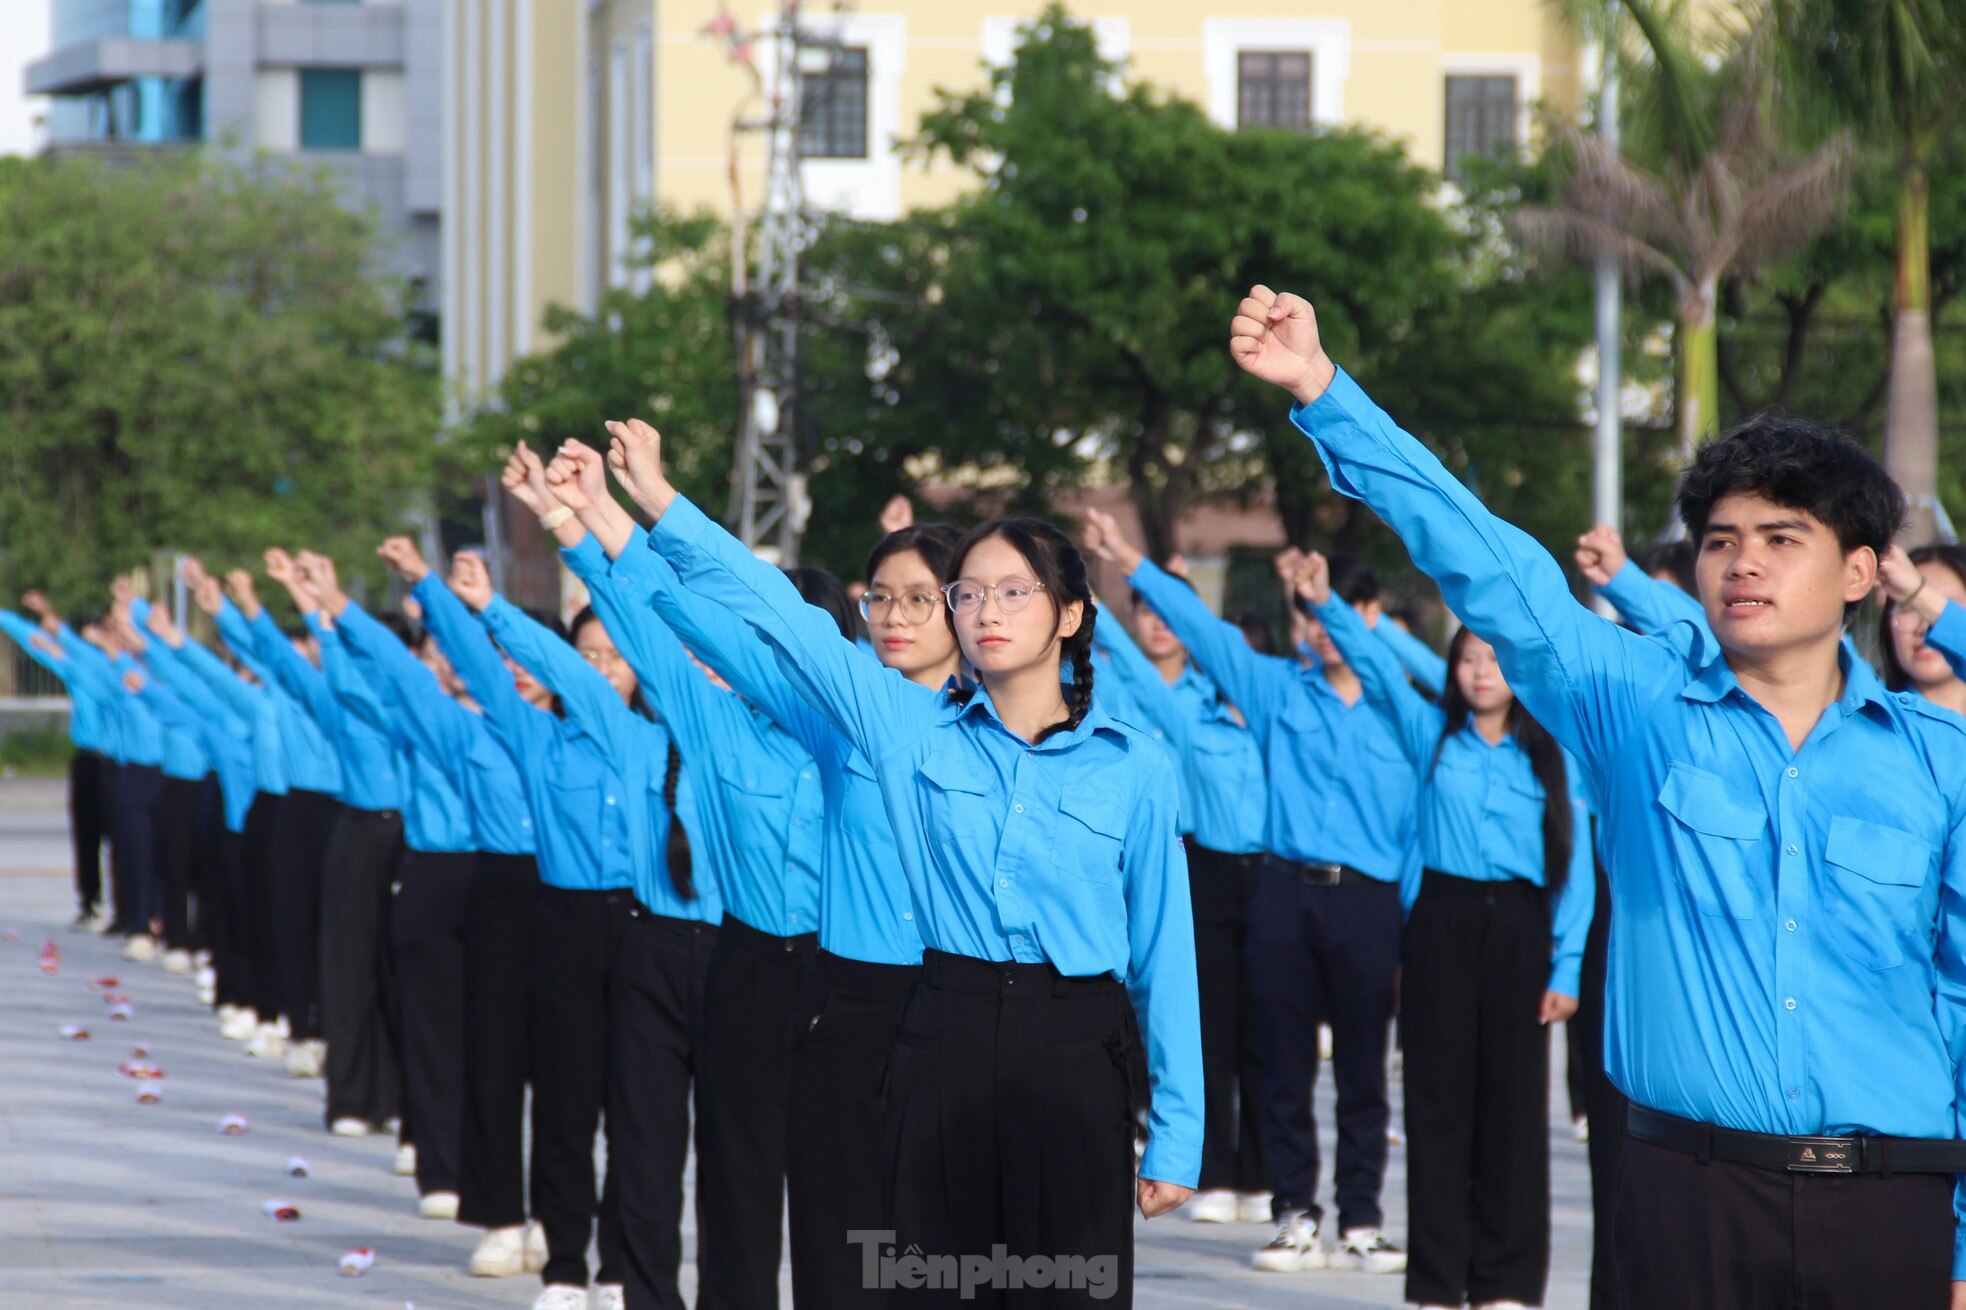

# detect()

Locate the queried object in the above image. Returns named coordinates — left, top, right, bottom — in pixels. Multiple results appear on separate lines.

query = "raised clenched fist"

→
left=1573, top=524, right=1628, bottom=589
left=376, top=535, right=430, bottom=583
left=446, top=550, right=494, bottom=612
left=1228, top=285, right=1336, bottom=403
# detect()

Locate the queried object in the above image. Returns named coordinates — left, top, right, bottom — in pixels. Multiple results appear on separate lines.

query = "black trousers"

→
left=1188, top=844, right=1271, bottom=1195
left=110, top=762, right=163, bottom=932
left=883, top=949, right=1136, bottom=1309
left=392, top=848, right=475, bottom=1196
left=321, top=806, right=405, bottom=1127
left=267, top=789, right=342, bottom=1040
left=208, top=823, right=249, bottom=1008
left=191, top=777, right=224, bottom=955
left=1401, top=871, right=1552, bottom=1308
left=528, top=884, right=636, bottom=1288
left=787, top=950, right=919, bottom=1310
left=1246, top=864, right=1402, bottom=1231
left=458, top=851, right=540, bottom=1230
left=242, top=793, right=283, bottom=1020
left=150, top=776, right=204, bottom=951
left=1573, top=858, right=1624, bottom=1310
left=1614, top=1133, right=1954, bottom=1309
left=69, top=748, right=109, bottom=913
left=613, top=910, right=719, bottom=1310
left=697, top=914, right=818, bottom=1310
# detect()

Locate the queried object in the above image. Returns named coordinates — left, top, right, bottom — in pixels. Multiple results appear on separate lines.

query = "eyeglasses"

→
left=580, top=647, right=626, bottom=668
left=943, top=577, right=1047, bottom=617
left=859, top=590, right=941, bottom=623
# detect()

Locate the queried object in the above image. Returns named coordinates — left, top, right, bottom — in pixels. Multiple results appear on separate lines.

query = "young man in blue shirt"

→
left=1231, top=284, right=1966, bottom=1309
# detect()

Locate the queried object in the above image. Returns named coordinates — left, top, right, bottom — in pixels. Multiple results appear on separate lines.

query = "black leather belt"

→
left=1627, top=1103, right=1966, bottom=1175
left=1268, top=857, right=1372, bottom=888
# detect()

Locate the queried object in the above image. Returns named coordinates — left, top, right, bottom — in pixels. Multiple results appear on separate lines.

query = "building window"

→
left=299, top=69, right=362, bottom=149
left=1444, top=74, right=1519, bottom=180
left=1237, top=50, right=1311, bottom=130
left=801, top=46, right=868, bottom=159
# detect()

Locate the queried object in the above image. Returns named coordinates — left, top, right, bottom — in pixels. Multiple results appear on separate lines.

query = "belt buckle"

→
left=1302, top=863, right=1344, bottom=887
left=1787, top=1136, right=1857, bottom=1174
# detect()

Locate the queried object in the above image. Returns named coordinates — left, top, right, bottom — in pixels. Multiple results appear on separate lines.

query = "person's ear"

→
left=1843, top=546, right=1879, bottom=606
left=1056, top=598, right=1084, bottom=641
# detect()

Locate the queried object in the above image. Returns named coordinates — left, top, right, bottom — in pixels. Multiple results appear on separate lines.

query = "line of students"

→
left=16, top=295, right=1966, bottom=1310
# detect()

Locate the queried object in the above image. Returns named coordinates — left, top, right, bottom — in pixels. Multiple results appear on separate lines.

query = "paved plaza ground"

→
left=0, top=776, right=1596, bottom=1308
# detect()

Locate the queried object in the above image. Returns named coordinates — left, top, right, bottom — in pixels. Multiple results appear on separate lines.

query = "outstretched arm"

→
left=604, top=417, right=940, bottom=762
left=1230, top=285, right=1673, bottom=768
left=1294, top=552, right=1444, bottom=770
left=1369, top=615, right=1448, bottom=696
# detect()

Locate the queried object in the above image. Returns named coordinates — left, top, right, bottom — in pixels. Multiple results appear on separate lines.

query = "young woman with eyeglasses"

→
left=534, top=439, right=970, bottom=1309
left=600, top=416, right=1203, bottom=1309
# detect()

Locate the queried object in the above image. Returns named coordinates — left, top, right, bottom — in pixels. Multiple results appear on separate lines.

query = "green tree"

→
left=0, top=153, right=439, bottom=611
left=1775, top=0, right=1966, bottom=541
left=1514, top=14, right=1849, bottom=465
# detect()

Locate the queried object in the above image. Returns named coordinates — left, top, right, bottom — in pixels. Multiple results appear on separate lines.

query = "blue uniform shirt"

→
left=569, top=525, right=820, bottom=938
left=1292, top=366, right=1966, bottom=1273
left=595, top=530, right=907, bottom=960
left=215, top=600, right=342, bottom=799
left=1317, top=592, right=1595, bottom=995
left=1129, top=558, right=1418, bottom=882
left=143, top=637, right=258, bottom=832
left=244, top=608, right=402, bottom=812
left=464, top=583, right=654, bottom=898
left=0, top=611, right=107, bottom=753
left=1089, top=612, right=1267, bottom=855
left=648, top=492, right=1204, bottom=1189
left=332, top=600, right=487, bottom=855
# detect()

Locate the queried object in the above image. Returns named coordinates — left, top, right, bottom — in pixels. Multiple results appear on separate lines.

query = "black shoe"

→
left=69, top=910, right=98, bottom=931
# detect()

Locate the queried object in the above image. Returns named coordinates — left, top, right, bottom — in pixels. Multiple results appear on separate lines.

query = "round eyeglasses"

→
left=859, top=591, right=941, bottom=623
left=942, top=577, right=1047, bottom=616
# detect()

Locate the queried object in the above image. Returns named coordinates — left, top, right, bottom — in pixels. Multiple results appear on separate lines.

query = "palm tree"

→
left=1775, top=0, right=1966, bottom=542
left=1519, top=7, right=1850, bottom=465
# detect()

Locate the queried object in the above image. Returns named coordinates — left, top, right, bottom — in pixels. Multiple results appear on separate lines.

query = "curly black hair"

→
left=1676, top=414, right=1905, bottom=556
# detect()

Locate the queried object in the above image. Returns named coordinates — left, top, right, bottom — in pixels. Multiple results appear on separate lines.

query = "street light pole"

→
left=1593, top=2, right=1623, bottom=544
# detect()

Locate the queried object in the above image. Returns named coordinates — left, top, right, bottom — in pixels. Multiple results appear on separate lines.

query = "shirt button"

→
left=801, top=771, right=811, bottom=781
left=1786, top=767, right=1799, bottom=778
left=605, top=796, right=616, bottom=806
left=1011, top=934, right=1023, bottom=943
left=1013, top=804, right=1024, bottom=814
left=1784, top=998, right=1797, bottom=1011
left=998, top=878, right=1009, bottom=888
left=1787, top=1087, right=1800, bottom=1100
left=903, top=912, right=913, bottom=922
left=1785, top=920, right=1797, bottom=932
left=521, top=818, right=532, bottom=828
left=1785, top=844, right=1798, bottom=856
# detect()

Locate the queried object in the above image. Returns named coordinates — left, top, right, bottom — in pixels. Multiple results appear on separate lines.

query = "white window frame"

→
left=1439, top=52, right=1540, bottom=173
left=764, top=12, right=906, bottom=222
left=1201, top=18, right=1350, bottom=130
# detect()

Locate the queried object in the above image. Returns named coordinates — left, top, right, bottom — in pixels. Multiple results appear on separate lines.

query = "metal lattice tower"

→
left=728, top=1, right=815, bottom=565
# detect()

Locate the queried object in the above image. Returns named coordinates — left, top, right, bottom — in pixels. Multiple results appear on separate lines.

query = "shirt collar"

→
left=953, top=682, right=1123, bottom=751
left=1680, top=632, right=1891, bottom=718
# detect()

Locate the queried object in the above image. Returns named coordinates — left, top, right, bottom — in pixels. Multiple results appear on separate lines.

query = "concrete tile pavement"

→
left=0, top=780, right=1597, bottom=1308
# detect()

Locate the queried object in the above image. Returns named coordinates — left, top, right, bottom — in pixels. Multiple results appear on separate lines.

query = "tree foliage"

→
left=0, top=152, right=441, bottom=612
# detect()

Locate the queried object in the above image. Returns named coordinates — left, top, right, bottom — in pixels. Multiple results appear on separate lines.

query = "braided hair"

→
left=661, top=740, right=695, bottom=901
left=942, top=517, right=1097, bottom=745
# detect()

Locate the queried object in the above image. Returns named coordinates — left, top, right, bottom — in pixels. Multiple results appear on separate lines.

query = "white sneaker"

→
left=393, top=1143, right=418, bottom=1176
left=330, top=1117, right=371, bottom=1138
left=1335, top=1227, right=1407, bottom=1274
left=195, top=965, right=217, bottom=998
left=1237, top=1192, right=1275, bottom=1224
left=1186, top=1189, right=1239, bottom=1223
left=1252, top=1211, right=1326, bottom=1272
left=162, top=949, right=193, bottom=973
left=122, top=934, right=158, bottom=962
left=1474, top=1302, right=1532, bottom=1310
left=284, top=1038, right=326, bottom=1078
left=525, top=1222, right=547, bottom=1271
left=220, top=1008, right=259, bottom=1041
left=1573, top=1115, right=1590, bottom=1143
left=532, top=1287, right=589, bottom=1310
left=593, top=1285, right=624, bottom=1310
left=468, top=1224, right=534, bottom=1277
left=245, top=1023, right=288, bottom=1059
left=1317, top=1024, right=1333, bottom=1060
left=418, top=1190, right=460, bottom=1220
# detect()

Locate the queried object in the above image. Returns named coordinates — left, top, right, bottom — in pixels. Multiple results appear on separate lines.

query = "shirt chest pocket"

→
left=549, top=774, right=603, bottom=829
left=1057, top=787, right=1126, bottom=883
left=717, top=765, right=788, bottom=852
left=1655, top=762, right=1765, bottom=920
left=1822, top=815, right=1934, bottom=971
left=917, top=750, right=994, bottom=839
